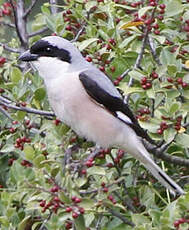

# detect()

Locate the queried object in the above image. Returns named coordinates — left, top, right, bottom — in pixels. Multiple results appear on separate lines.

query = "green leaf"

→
left=163, top=128, right=177, bottom=143
left=138, top=6, right=153, bottom=18
left=176, top=133, right=189, bottom=147
left=74, top=215, right=86, bottom=230
left=78, top=38, right=99, bottom=51
left=45, top=16, right=55, bottom=31
left=87, top=166, right=106, bottom=176
left=169, top=102, right=181, bottom=114
left=167, top=65, right=177, bottom=76
left=165, top=89, right=180, bottom=99
left=18, top=216, right=32, bottom=230
left=165, top=0, right=184, bottom=17
left=34, top=87, right=46, bottom=101
left=11, top=67, right=22, bottom=84
left=119, top=35, right=137, bottom=49
left=24, top=145, right=35, bottom=161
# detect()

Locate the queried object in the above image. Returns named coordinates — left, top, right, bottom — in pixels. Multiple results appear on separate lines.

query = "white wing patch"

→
left=116, top=111, right=132, bottom=124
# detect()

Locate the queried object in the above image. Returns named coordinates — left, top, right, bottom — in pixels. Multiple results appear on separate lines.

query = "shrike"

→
left=19, top=36, right=184, bottom=195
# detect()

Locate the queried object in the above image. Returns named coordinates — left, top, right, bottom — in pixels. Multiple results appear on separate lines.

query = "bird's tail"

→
left=124, top=139, right=185, bottom=195
left=137, top=148, right=185, bottom=195
left=144, top=156, right=184, bottom=195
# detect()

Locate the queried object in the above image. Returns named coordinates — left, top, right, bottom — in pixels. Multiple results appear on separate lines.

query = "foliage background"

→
left=0, top=0, right=189, bottom=229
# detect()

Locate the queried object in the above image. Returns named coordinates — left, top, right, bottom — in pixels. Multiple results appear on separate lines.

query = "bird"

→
left=18, top=36, right=185, bottom=195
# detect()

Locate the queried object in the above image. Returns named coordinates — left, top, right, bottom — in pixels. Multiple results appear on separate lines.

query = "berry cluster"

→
left=0, top=2, right=12, bottom=16
left=174, top=217, right=189, bottom=229
left=140, top=71, right=158, bottom=90
left=167, top=77, right=188, bottom=89
left=62, top=9, right=81, bottom=35
left=157, top=121, right=168, bottom=135
left=40, top=189, right=85, bottom=220
left=14, top=136, right=31, bottom=150
left=21, top=159, right=32, bottom=167
left=157, top=116, right=183, bottom=134
left=101, top=182, right=116, bottom=204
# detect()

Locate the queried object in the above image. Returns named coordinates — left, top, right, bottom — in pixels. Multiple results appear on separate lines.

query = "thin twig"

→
left=0, top=21, right=15, bottom=28
left=0, top=106, right=13, bottom=120
left=96, top=215, right=103, bottom=230
left=147, top=35, right=161, bottom=65
left=0, top=96, right=54, bottom=117
left=71, top=24, right=86, bottom=43
left=28, top=27, right=49, bottom=38
left=49, top=0, right=58, bottom=14
left=0, top=42, right=21, bottom=53
left=108, top=209, right=135, bottom=227
left=23, top=0, right=38, bottom=18
left=39, top=212, right=52, bottom=230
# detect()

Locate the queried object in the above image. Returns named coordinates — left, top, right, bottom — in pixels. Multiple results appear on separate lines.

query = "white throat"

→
left=32, top=56, right=71, bottom=81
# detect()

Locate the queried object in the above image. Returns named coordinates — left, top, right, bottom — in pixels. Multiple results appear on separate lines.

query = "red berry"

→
left=103, top=187, right=108, bottom=193
left=159, top=9, right=165, bottom=14
left=66, top=207, right=72, bottom=212
left=153, top=23, right=159, bottom=29
left=174, top=220, right=180, bottom=228
left=144, top=19, right=152, bottom=25
left=167, top=77, right=173, bottom=83
left=108, top=38, right=116, bottom=45
left=157, top=129, right=163, bottom=135
left=66, top=25, right=72, bottom=31
left=39, top=200, right=46, bottom=207
left=50, top=186, right=59, bottom=193
left=99, top=66, right=105, bottom=72
left=154, top=30, right=160, bottom=35
left=101, top=182, right=106, bottom=187
left=151, top=71, right=158, bottom=79
left=110, top=66, right=116, bottom=72
left=66, top=9, right=72, bottom=14
left=85, top=160, right=93, bottom=167
left=0, top=57, right=6, bottom=66
left=86, top=56, right=92, bottom=62
left=79, top=207, right=85, bottom=214
left=53, top=119, right=61, bottom=126
left=107, top=162, right=113, bottom=168
left=108, top=195, right=114, bottom=201
left=81, top=169, right=87, bottom=175
left=182, top=82, right=188, bottom=88
left=9, top=127, right=16, bottom=133
left=141, top=77, right=147, bottom=84
left=177, top=78, right=183, bottom=84
left=159, top=4, right=166, bottom=9
left=74, top=197, right=81, bottom=203
left=157, top=15, right=164, bottom=20
left=113, top=80, right=120, bottom=86
left=146, top=82, right=152, bottom=88
left=72, top=212, right=79, bottom=219
left=2, top=8, right=11, bottom=15
left=53, top=196, right=60, bottom=202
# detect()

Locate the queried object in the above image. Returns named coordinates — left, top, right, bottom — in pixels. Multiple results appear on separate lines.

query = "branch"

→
left=108, top=209, right=135, bottom=227
left=0, top=42, right=21, bottom=53
left=28, top=27, right=49, bottom=38
left=23, top=0, right=38, bottom=19
left=0, top=106, right=13, bottom=120
left=49, top=0, right=58, bottom=15
left=0, top=96, right=54, bottom=117
left=151, top=144, right=189, bottom=167
left=9, top=0, right=28, bottom=49
left=147, top=35, right=161, bottom=65
left=0, top=21, right=15, bottom=28
left=71, top=24, right=86, bottom=43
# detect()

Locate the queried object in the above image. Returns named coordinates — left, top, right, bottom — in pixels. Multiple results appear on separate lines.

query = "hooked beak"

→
left=18, top=50, right=38, bottom=62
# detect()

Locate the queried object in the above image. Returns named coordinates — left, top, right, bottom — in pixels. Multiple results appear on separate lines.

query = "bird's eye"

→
left=46, top=47, right=51, bottom=52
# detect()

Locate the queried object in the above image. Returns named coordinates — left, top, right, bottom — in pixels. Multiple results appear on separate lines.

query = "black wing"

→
left=79, top=71, right=154, bottom=144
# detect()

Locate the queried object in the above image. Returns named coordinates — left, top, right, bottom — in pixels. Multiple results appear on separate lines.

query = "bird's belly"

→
left=46, top=76, right=124, bottom=148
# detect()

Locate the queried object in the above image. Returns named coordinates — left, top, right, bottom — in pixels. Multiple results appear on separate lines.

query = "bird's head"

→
left=19, top=36, right=87, bottom=80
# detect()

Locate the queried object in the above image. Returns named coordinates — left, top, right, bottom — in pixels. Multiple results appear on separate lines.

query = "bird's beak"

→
left=18, top=50, right=38, bottom=62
